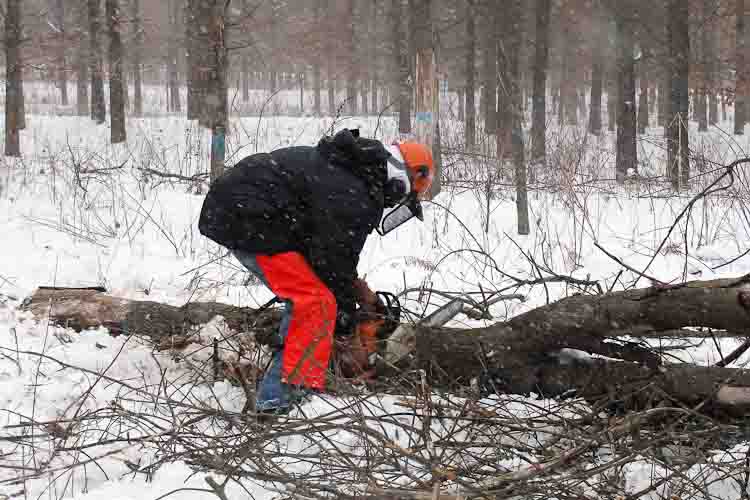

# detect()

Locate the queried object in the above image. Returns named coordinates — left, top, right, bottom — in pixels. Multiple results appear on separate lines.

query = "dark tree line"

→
left=3, top=0, right=747, bottom=197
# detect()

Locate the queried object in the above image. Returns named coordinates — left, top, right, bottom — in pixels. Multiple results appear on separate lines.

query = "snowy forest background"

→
left=6, top=1, right=750, bottom=500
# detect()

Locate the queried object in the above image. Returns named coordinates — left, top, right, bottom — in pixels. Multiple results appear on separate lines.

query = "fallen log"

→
left=17, top=276, right=750, bottom=416
left=20, top=286, right=282, bottom=346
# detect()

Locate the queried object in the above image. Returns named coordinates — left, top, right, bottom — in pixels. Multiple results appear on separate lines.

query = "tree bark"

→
left=346, top=0, right=357, bottom=116
left=242, top=55, right=250, bottom=103
left=496, top=3, right=512, bottom=161
left=737, top=0, right=746, bottom=135
left=667, top=0, right=690, bottom=190
left=637, top=46, right=649, bottom=134
left=506, top=0, right=528, bottom=235
left=465, top=0, right=476, bottom=149
left=186, top=0, right=199, bottom=120
left=24, top=274, right=750, bottom=418
left=106, top=0, right=126, bottom=144
left=132, top=0, right=143, bottom=117
left=392, top=0, right=411, bottom=134
left=4, top=0, right=21, bottom=157
left=53, top=0, right=69, bottom=106
left=89, top=0, right=106, bottom=124
left=531, top=0, right=551, bottom=157
left=412, top=0, right=440, bottom=199
left=76, top=11, right=90, bottom=118
left=168, top=0, right=181, bottom=113
left=708, top=4, right=719, bottom=128
left=207, top=0, right=228, bottom=183
left=560, top=0, right=577, bottom=126
left=616, top=12, right=637, bottom=182
left=480, top=1, right=497, bottom=134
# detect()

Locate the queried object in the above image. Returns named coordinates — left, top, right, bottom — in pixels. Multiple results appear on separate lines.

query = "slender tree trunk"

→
left=314, top=1, right=323, bottom=115
left=659, top=70, right=669, bottom=127
left=697, top=6, right=709, bottom=133
left=616, top=12, right=637, bottom=182
left=392, top=0, right=411, bottom=134
left=707, top=2, right=719, bottom=127
left=131, top=0, right=142, bottom=117
left=480, top=2, right=497, bottom=134
left=53, top=0, right=69, bottom=107
left=186, top=0, right=199, bottom=120
left=241, top=55, right=250, bottom=103
left=5, top=0, right=21, bottom=157
left=736, top=0, right=746, bottom=135
left=607, top=68, right=617, bottom=132
left=89, top=0, right=106, bottom=124
left=458, top=88, right=465, bottom=121
left=506, top=0, right=528, bottom=235
left=106, top=0, right=126, bottom=143
left=465, top=0, right=476, bottom=148
left=589, top=48, right=603, bottom=135
left=346, top=0, right=357, bottom=115
left=532, top=0, right=551, bottom=157
left=413, top=0, right=439, bottom=198
left=560, top=1, right=577, bottom=126
left=168, top=0, right=181, bottom=113
left=328, top=76, right=336, bottom=116
left=637, top=46, right=649, bottom=134
left=299, top=71, right=305, bottom=115
left=496, top=4, right=512, bottom=160
left=208, top=1, right=228, bottom=183
left=76, top=9, right=90, bottom=118
left=668, top=0, right=690, bottom=189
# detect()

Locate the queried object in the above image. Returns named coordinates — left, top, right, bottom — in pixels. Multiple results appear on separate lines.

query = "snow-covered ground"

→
left=3, top=92, right=750, bottom=499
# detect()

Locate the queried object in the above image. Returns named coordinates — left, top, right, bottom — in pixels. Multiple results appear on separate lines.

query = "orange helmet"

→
left=393, top=141, right=435, bottom=199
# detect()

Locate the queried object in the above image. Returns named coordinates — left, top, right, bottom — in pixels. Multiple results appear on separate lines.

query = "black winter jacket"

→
left=198, top=132, right=390, bottom=334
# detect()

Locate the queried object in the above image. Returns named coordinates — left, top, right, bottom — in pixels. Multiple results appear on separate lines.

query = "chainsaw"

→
left=340, top=291, right=466, bottom=380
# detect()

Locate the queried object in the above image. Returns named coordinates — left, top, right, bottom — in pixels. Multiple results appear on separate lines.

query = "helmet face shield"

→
left=377, top=192, right=423, bottom=236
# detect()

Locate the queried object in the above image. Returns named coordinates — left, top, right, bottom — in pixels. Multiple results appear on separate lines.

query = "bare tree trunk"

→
left=391, top=0, right=411, bottom=133
left=89, top=0, right=106, bottom=124
left=299, top=71, right=305, bottom=115
left=531, top=0, right=551, bottom=157
left=346, top=0, right=357, bottom=115
left=560, top=0, right=577, bottom=126
left=413, top=0, right=439, bottom=198
left=637, top=46, right=649, bottom=134
left=241, top=55, right=250, bottom=103
left=106, top=0, right=126, bottom=144
left=208, top=0, right=228, bottom=183
left=505, top=0, right=528, bottom=235
left=465, top=0, right=476, bottom=148
left=168, top=0, right=181, bottom=113
left=314, top=1, right=323, bottom=115
left=698, top=4, right=709, bottom=133
left=186, top=0, right=199, bottom=120
left=480, top=1, right=497, bottom=134
left=52, top=0, right=69, bottom=106
left=76, top=9, right=90, bottom=118
left=737, top=0, right=746, bottom=135
left=708, top=3, right=719, bottom=127
left=496, top=5, right=512, bottom=161
left=668, top=0, right=690, bottom=189
left=589, top=46, right=603, bottom=135
left=4, top=0, right=21, bottom=157
left=616, top=11, right=637, bottom=182
left=328, top=76, right=336, bottom=116
left=131, top=0, right=142, bottom=117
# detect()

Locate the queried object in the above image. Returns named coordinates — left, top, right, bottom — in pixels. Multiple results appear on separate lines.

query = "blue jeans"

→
left=233, top=250, right=311, bottom=413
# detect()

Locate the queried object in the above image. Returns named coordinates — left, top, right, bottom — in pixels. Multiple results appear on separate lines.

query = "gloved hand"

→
left=334, top=335, right=376, bottom=382
left=353, top=278, right=380, bottom=314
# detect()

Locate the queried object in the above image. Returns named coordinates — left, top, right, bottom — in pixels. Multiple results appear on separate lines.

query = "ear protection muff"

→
left=383, top=178, right=408, bottom=207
